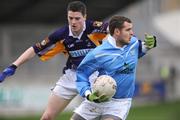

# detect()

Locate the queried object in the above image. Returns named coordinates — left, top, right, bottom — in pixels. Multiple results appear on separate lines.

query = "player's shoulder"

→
left=48, top=25, right=69, bottom=40
left=86, top=19, right=103, bottom=27
left=91, top=41, right=109, bottom=54
left=130, top=35, right=139, bottom=44
left=86, top=19, right=108, bottom=31
left=52, top=25, right=69, bottom=35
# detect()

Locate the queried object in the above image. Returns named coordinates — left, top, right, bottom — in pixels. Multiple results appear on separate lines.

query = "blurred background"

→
left=0, top=0, right=180, bottom=119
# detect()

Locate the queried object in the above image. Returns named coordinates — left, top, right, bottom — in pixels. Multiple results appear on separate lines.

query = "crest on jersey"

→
left=93, top=21, right=103, bottom=27
left=130, top=49, right=135, bottom=56
left=41, top=39, right=49, bottom=46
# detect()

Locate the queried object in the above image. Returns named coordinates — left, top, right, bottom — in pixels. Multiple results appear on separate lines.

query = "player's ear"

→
left=114, top=28, right=120, bottom=35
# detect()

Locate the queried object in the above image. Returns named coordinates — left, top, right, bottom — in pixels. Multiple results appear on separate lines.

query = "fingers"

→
left=144, top=33, right=154, bottom=39
left=99, top=95, right=109, bottom=102
left=145, top=41, right=154, bottom=46
left=90, top=92, right=110, bottom=103
left=93, top=90, right=99, bottom=96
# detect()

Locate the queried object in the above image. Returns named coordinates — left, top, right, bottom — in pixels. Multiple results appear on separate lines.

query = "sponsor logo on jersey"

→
left=118, top=63, right=135, bottom=74
left=69, top=49, right=93, bottom=57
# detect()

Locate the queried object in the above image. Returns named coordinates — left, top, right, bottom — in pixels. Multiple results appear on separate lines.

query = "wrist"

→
left=9, top=64, right=17, bottom=69
left=142, top=42, right=148, bottom=52
left=85, top=90, right=91, bottom=99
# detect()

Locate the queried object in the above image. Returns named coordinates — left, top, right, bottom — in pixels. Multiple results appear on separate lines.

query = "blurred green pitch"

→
left=0, top=101, right=180, bottom=120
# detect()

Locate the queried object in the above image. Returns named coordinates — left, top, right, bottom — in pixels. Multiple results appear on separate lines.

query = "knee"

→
left=40, top=113, right=53, bottom=120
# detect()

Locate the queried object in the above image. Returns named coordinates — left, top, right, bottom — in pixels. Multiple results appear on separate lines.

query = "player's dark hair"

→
left=67, top=1, right=87, bottom=16
left=109, top=16, right=132, bottom=35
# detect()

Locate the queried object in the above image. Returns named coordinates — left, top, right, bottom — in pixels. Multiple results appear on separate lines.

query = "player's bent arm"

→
left=76, top=52, right=98, bottom=96
left=13, top=47, right=36, bottom=67
left=76, top=66, right=91, bottom=97
left=76, top=52, right=100, bottom=99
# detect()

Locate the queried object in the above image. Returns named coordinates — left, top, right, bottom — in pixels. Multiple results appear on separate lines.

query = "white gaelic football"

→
left=92, top=75, right=117, bottom=99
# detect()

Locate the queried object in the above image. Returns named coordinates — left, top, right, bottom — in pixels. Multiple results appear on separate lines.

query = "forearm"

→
left=13, top=47, right=36, bottom=67
left=76, top=70, right=91, bottom=97
left=76, top=52, right=99, bottom=97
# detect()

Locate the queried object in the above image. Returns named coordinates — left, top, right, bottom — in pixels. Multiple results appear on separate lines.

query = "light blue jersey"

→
left=76, top=35, right=146, bottom=99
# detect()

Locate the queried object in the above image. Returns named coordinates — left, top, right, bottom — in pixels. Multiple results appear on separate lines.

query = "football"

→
left=92, top=75, right=117, bottom=99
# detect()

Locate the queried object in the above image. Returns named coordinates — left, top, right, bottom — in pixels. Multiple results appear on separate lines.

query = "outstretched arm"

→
left=0, top=47, right=36, bottom=82
left=13, top=47, right=36, bottom=67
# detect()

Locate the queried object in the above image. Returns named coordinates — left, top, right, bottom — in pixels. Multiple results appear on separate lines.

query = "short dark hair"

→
left=109, top=16, right=132, bottom=35
left=67, top=1, right=87, bottom=16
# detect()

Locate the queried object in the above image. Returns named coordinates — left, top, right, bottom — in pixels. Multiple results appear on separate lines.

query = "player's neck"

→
left=72, top=31, right=80, bottom=37
left=73, top=26, right=84, bottom=36
left=116, top=43, right=123, bottom=48
left=113, top=36, right=124, bottom=48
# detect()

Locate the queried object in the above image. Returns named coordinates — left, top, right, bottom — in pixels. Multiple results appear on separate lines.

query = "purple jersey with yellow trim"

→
left=33, top=20, right=108, bottom=71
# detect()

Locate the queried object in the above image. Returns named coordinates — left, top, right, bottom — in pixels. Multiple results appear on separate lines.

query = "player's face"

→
left=67, top=11, right=86, bottom=36
left=116, top=21, right=134, bottom=47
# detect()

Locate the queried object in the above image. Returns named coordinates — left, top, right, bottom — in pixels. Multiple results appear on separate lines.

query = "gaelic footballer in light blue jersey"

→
left=72, top=15, right=156, bottom=120
left=77, top=35, right=143, bottom=99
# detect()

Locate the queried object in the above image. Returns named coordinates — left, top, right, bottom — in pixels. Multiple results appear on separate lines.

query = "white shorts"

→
left=74, top=98, right=132, bottom=120
left=52, top=69, right=98, bottom=100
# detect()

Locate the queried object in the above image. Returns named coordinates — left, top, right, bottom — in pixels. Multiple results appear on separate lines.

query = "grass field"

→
left=0, top=100, right=180, bottom=120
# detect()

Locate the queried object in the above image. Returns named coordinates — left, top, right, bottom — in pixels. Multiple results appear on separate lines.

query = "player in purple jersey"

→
left=0, top=1, right=108, bottom=120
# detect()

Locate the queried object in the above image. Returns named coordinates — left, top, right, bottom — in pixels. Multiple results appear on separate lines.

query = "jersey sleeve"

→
left=138, top=40, right=146, bottom=58
left=87, top=21, right=108, bottom=46
left=32, top=27, right=68, bottom=61
left=76, top=51, right=100, bottom=97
